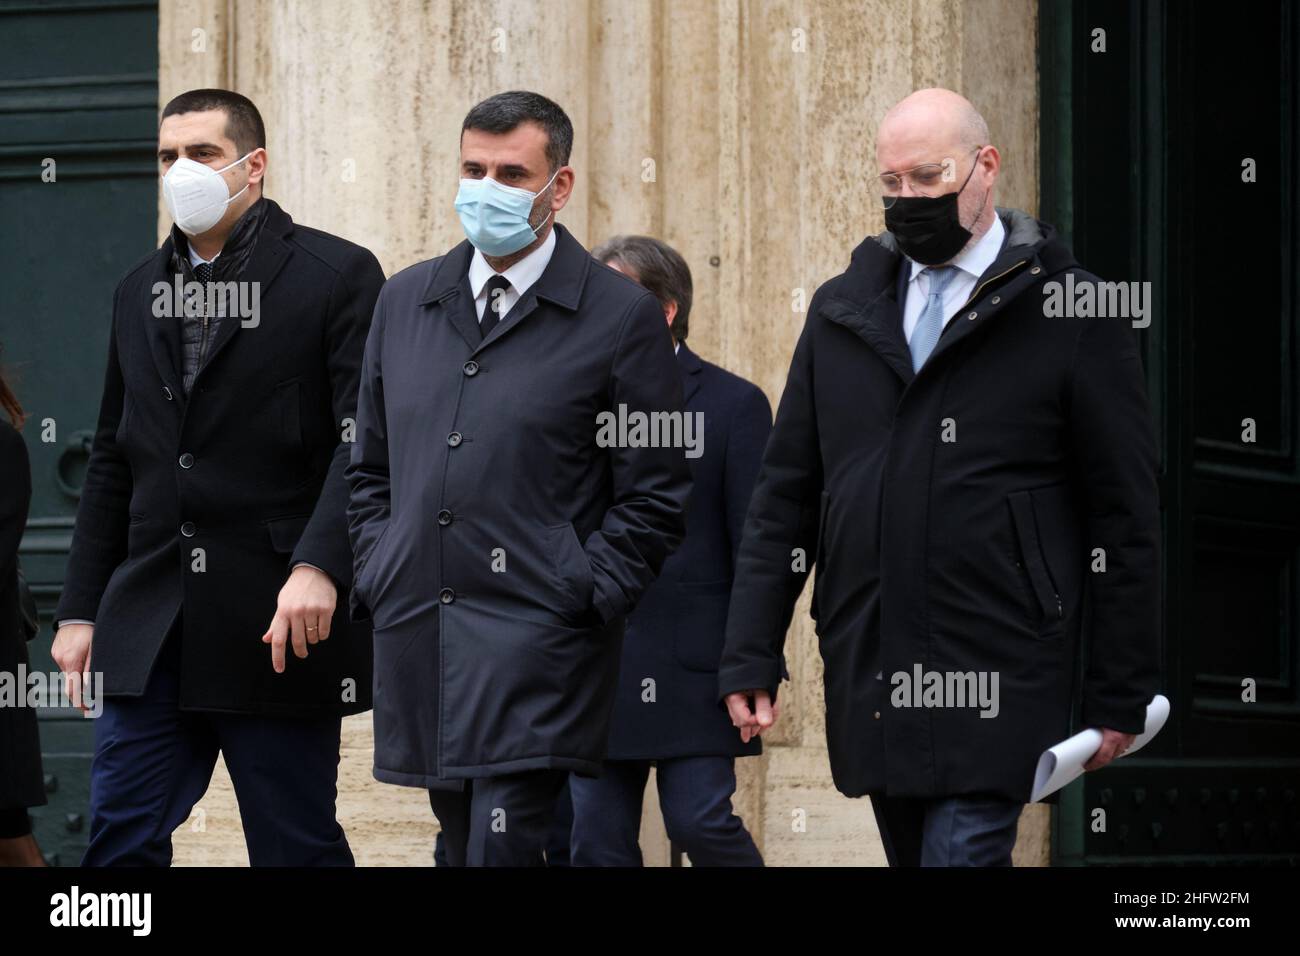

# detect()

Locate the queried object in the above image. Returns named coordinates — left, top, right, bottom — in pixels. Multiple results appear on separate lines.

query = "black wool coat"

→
left=55, top=199, right=384, bottom=717
left=605, top=342, right=771, bottom=760
left=346, top=222, right=692, bottom=789
left=0, top=420, right=46, bottom=808
left=718, top=209, right=1162, bottom=802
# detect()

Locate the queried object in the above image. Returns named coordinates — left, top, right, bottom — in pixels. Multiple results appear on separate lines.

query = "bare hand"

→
left=725, top=689, right=781, bottom=743
left=1083, top=727, right=1137, bottom=771
left=261, top=566, right=337, bottom=673
left=51, top=623, right=94, bottom=714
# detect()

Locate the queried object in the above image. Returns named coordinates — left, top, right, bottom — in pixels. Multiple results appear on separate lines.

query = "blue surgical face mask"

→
left=454, top=167, right=560, bottom=256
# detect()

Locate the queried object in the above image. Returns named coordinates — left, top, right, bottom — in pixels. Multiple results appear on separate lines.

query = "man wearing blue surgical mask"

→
left=346, top=90, right=691, bottom=866
left=53, top=88, right=385, bottom=866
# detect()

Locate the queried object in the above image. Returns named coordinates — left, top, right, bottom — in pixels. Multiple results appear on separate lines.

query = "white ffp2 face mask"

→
left=162, top=151, right=253, bottom=237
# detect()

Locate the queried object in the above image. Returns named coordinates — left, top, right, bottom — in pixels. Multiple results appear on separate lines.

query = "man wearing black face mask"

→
left=718, top=88, right=1161, bottom=866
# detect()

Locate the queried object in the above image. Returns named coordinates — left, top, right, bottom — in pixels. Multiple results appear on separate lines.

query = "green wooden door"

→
left=0, top=0, right=157, bottom=865
left=1041, top=0, right=1300, bottom=864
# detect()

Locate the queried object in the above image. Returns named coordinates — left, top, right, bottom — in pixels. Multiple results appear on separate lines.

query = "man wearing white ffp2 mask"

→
left=52, top=88, right=386, bottom=868
left=157, top=116, right=263, bottom=252
left=162, top=150, right=254, bottom=237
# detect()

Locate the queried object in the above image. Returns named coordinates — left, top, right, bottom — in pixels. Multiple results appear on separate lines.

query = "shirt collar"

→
left=467, top=225, right=557, bottom=300
left=187, top=243, right=219, bottom=268
left=908, top=212, right=1005, bottom=284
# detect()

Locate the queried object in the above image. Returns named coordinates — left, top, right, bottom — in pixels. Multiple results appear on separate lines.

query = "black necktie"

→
left=480, top=274, right=512, bottom=341
left=189, top=260, right=215, bottom=318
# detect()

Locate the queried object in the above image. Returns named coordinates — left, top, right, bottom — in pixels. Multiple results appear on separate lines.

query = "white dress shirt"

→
left=901, top=214, right=1005, bottom=345
left=187, top=244, right=219, bottom=269
left=467, top=226, right=557, bottom=322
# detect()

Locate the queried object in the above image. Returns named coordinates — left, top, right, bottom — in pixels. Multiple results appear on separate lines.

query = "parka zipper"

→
left=957, top=259, right=1029, bottom=312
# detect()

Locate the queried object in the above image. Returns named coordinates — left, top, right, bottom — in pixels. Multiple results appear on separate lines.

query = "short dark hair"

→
left=160, top=89, right=266, bottom=156
left=591, top=235, right=693, bottom=343
left=461, top=90, right=573, bottom=174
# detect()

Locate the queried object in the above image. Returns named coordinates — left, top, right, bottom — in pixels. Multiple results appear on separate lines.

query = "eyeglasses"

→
left=879, top=146, right=984, bottom=209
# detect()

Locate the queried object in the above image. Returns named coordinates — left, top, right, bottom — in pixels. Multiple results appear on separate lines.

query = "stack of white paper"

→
left=1030, top=695, right=1171, bottom=802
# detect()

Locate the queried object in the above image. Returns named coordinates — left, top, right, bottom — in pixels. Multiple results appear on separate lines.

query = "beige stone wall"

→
left=161, top=0, right=1045, bottom=867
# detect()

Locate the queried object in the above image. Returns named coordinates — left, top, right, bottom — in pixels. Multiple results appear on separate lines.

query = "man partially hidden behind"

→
left=346, top=91, right=691, bottom=866
left=569, top=236, right=770, bottom=866
left=52, top=89, right=384, bottom=865
left=719, top=88, right=1161, bottom=866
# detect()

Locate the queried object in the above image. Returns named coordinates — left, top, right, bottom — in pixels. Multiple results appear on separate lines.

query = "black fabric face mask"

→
left=882, top=156, right=980, bottom=265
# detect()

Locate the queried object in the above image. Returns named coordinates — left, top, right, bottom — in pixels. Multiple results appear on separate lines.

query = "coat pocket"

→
left=810, top=490, right=831, bottom=624
left=354, top=521, right=393, bottom=609
left=265, top=513, right=312, bottom=554
left=1007, top=490, right=1064, bottom=637
left=546, top=522, right=595, bottom=623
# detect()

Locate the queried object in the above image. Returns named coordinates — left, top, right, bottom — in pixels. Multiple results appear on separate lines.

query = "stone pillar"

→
left=160, top=0, right=1043, bottom=867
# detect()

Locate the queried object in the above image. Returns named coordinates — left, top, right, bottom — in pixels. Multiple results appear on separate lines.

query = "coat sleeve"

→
left=343, top=283, right=390, bottom=623
left=585, top=292, right=692, bottom=625
left=289, top=247, right=386, bottom=592
left=54, top=288, right=133, bottom=624
left=718, top=304, right=825, bottom=704
left=1067, top=299, right=1162, bottom=733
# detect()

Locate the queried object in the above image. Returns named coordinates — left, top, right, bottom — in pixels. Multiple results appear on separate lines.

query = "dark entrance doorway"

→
left=0, top=0, right=158, bottom=865
left=1040, top=0, right=1300, bottom=863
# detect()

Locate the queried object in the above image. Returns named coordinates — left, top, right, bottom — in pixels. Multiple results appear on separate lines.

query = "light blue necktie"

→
left=909, top=265, right=957, bottom=372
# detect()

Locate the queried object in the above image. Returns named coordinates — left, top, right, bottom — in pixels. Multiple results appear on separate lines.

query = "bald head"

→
left=878, top=88, right=989, bottom=171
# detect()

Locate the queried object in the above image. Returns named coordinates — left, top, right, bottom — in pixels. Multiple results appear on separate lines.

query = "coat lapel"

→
left=198, top=202, right=294, bottom=378
left=823, top=288, right=915, bottom=387
left=447, top=276, right=483, bottom=351
left=821, top=218, right=1046, bottom=386
left=922, top=253, right=1032, bottom=371
left=418, top=239, right=481, bottom=351
left=142, top=245, right=186, bottom=403
left=477, top=223, right=588, bottom=353
left=419, top=223, right=590, bottom=354
left=482, top=288, right=539, bottom=349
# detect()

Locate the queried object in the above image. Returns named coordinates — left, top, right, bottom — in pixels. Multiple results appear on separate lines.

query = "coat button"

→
left=967, top=311, right=978, bottom=321
left=463, top=361, right=479, bottom=377
left=447, top=431, right=463, bottom=447
left=991, top=295, right=1001, bottom=304
left=180, top=521, right=196, bottom=537
left=1030, top=266, right=1042, bottom=275
left=437, top=509, right=453, bottom=526
left=873, top=711, right=881, bottom=720
left=439, top=587, right=455, bottom=604
left=163, top=386, right=174, bottom=401
left=178, top=453, right=194, bottom=469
